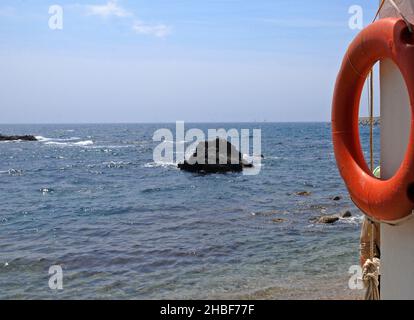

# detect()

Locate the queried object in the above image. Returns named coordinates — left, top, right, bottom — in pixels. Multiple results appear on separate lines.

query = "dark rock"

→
left=341, top=210, right=352, bottom=218
left=332, top=196, right=342, bottom=201
left=296, top=191, right=312, bottom=197
left=0, top=135, right=37, bottom=142
left=316, top=215, right=339, bottom=224
left=272, top=218, right=287, bottom=224
left=178, top=138, right=253, bottom=173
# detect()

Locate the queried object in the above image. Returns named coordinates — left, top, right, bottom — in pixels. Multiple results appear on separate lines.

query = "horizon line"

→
left=0, top=121, right=331, bottom=125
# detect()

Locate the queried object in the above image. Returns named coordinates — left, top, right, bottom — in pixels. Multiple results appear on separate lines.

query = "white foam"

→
left=339, top=215, right=364, bottom=225
left=0, top=169, right=23, bottom=175
left=35, top=136, right=49, bottom=142
left=88, top=145, right=132, bottom=149
left=44, top=141, right=67, bottom=146
left=37, top=136, right=81, bottom=142
left=74, top=140, right=93, bottom=146
left=44, top=140, right=94, bottom=147
left=104, top=161, right=131, bottom=168
left=144, top=161, right=177, bottom=168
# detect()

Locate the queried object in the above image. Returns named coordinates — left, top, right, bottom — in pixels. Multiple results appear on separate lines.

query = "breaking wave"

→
left=144, top=161, right=177, bottom=168
left=43, top=140, right=94, bottom=147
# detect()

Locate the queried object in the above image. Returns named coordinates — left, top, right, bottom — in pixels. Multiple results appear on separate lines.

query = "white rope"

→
left=362, top=221, right=380, bottom=300
left=363, top=258, right=381, bottom=300
left=368, top=69, right=374, bottom=172
left=370, top=222, right=375, bottom=262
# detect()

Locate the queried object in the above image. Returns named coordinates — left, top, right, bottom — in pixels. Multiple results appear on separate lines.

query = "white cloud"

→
left=132, top=20, right=172, bottom=38
left=83, top=1, right=172, bottom=38
left=86, top=0, right=131, bottom=18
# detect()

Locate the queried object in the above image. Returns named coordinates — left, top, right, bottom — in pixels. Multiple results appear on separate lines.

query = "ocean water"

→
left=0, top=123, right=380, bottom=300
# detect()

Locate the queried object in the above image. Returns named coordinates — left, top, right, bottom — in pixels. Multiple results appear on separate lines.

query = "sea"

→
left=0, top=123, right=380, bottom=299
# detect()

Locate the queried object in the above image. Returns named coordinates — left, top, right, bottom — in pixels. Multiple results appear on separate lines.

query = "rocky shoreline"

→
left=252, top=192, right=355, bottom=225
left=0, top=135, right=38, bottom=142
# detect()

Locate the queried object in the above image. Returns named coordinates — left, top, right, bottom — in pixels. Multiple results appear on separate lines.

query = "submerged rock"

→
left=332, top=196, right=342, bottom=201
left=178, top=138, right=253, bottom=173
left=0, top=135, right=37, bottom=142
left=341, top=210, right=352, bottom=218
left=315, top=215, right=339, bottom=224
left=272, top=218, right=287, bottom=224
left=296, top=191, right=312, bottom=197
left=313, top=211, right=352, bottom=224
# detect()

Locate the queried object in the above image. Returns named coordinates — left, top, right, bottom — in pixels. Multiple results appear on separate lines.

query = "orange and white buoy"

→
left=332, top=18, right=414, bottom=222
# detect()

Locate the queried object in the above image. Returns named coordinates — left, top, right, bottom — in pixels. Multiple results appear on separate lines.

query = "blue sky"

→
left=0, top=0, right=378, bottom=123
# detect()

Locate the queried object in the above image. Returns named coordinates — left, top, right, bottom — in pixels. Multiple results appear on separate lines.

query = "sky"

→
left=0, top=0, right=379, bottom=123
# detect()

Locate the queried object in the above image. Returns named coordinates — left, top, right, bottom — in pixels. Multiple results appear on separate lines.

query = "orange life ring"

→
left=332, top=18, right=414, bottom=222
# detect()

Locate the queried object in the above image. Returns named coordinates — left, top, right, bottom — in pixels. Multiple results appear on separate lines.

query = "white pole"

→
left=379, top=0, right=414, bottom=300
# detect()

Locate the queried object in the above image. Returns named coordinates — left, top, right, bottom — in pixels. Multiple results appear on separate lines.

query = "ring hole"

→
left=407, top=183, right=414, bottom=203
left=358, top=59, right=411, bottom=181
left=401, top=27, right=414, bottom=45
left=358, top=62, right=381, bottom=178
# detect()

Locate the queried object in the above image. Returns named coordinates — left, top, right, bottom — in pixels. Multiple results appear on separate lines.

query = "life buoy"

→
left=332, top=18, right=414, bottom=222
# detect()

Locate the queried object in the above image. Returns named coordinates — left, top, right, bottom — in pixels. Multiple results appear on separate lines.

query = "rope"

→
left=363, top=257, right=381, bottom=300
left=372, top=0, right=386, bottom=23
left=370, top=221, right=375, bottom=261
left=369, top=69, right=374, bottom=172
left=362, top=221, right=380, bottom=300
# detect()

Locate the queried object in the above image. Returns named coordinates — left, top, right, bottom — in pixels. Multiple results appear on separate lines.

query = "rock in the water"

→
left=0, top=135, right=37, bottom=142
left=341, top=210, right=352, bottom=218
left=310, top=204, right=326, bottom=211
left=272, top=218, right=287, bottom=223
left=316, top=215, right=339, bottom=224
left=296, top=191, right=312, bottom=196
left=332, top=196, right=342, bottom=201
left=178, top=138, right=253, bottom=173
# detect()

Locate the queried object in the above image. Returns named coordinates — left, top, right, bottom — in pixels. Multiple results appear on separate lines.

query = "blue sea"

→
left=0, top=123, right=380, bottom=299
